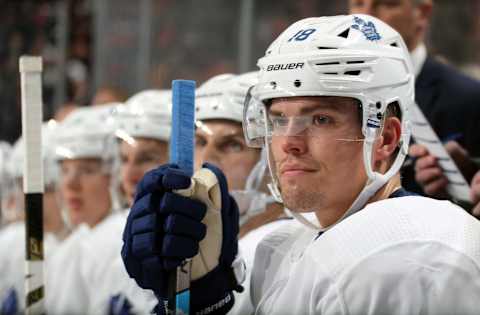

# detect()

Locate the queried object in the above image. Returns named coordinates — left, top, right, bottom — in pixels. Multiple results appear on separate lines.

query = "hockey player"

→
left=194, top=72, right=291, bottom=314
left=0, top=121, right=67, bottom=312
left=45, top=104, right=128, bottom=315
left=91, top=90, right=173, bottom=315
left=122, top=14, right=480, bottom=315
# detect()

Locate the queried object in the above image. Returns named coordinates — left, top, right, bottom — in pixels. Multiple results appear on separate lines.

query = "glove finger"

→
left=162, top=234, right=199, bottom=258
left=132, top=232, right=159, bottom=258
left=131, top=212, right=158, bottom=235
left=160, top=192, right=207, bottom=221
left=162, top=168, right=192, bottom=190
left=129, top=194, right=155, bottom=220
left=164, top=214, right=206, bottom=241
left=135, top=164, right=179, bottom=201
left=121, top=242, right=142, bottom=281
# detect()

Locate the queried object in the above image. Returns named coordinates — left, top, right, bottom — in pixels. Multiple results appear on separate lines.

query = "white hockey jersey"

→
left=249, top=196, right=480, bottom=315
left=46, top=211, right=155, bottom=315
left=230, top=218, right=292, bottom=315
left=0, top=222, right=61, bottom=310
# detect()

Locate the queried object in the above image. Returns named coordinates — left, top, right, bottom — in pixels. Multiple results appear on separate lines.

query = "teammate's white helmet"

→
left=115, top=90, right=172, bottom=143
left=196, top=72, right=259, bottom=123
left=243, top=14, right=414, bottom=229
left=55, top=104, right=119, bottom=166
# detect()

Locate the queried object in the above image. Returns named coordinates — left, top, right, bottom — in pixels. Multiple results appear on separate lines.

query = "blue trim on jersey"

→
left=389, top=188, right=418, bottom=198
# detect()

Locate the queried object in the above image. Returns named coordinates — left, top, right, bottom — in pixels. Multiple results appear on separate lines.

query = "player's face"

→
left=349, top=0, right=419, bottom=50
left=120, top=138, right=168, bottom=206
left=195, top=120, right=260, bottom=190
left=59, top=158, right=111, bottom=227
left=268, top=96, right=366, bottom=216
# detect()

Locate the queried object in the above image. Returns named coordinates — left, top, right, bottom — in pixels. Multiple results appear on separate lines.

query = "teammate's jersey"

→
left=45, top=210, right=155, bottom=314
left=230, top=218, right=293, bottom=315
left=0, top=222, right=61, bottom=310
left=250, top=196, right=480, bottom=314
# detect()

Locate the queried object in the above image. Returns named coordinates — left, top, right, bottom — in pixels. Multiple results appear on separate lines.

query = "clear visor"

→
left=243, top=84, right=369, bottom=148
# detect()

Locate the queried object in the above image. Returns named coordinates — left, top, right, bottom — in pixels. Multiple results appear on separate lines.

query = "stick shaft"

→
left=20, top=55, right=45, bottom=315
left=168, top=80, right=196, bottom=315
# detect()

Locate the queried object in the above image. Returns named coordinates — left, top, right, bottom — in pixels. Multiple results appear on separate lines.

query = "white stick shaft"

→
left=20, top=55, right=45, bottom=315
left=20, top=56, right=44, bottom=194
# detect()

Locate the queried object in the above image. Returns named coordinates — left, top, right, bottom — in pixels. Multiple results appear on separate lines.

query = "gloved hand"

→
left=0, top=288, right=18, bottom=315
left=121, top=162, right=241, bottom=314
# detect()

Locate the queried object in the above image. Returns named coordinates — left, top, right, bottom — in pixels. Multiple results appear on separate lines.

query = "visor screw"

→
left=294, top=79, right=301, bottom=87
left=376, top=102, right=381, bottom=109
left=213, top=105, right=218, bottom=110
left=376, top=112, right=383, bottom=120
left=195, top=107, right=200, bottom=112
left=270, top=81, right=277, bottom=89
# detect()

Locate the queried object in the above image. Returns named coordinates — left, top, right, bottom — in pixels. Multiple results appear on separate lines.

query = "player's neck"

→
left=368, top=174, right=402, bottom=204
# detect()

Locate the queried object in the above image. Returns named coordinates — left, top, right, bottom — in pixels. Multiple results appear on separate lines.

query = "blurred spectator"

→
left=91, top=86, right=128, bottom=105
left=349, top=0, right=480, bottom=197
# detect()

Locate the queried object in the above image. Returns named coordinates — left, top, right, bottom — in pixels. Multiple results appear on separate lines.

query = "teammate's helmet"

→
left=243, top=14, right=414, bottom=229
left=115, top=90, right=172, bottom=142
left=196, top=72, right=259, bottom=123
left=55, top=104, right=119, bottom=167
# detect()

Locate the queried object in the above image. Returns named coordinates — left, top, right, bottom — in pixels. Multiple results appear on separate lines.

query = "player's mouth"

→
left=280, top=163, right=316, bottom=177
left=66, top=197, right=83, bottom=211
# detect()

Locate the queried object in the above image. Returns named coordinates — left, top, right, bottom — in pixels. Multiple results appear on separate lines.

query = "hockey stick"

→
left=19, top=56, right=45, bottom=315
left=167, top=80, right=196, bottom=314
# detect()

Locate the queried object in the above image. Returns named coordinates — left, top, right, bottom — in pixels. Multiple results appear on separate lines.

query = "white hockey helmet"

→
left=195, top=72, right=259, bottom=123
left=243, top=14, right=414, bottom=229
left=115, top=89, right=172, bottom=143
left=55, top=104, right=119, bottom=166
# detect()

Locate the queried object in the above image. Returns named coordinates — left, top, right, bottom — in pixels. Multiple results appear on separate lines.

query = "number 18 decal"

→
left=288, top=29, right=316, bottom=42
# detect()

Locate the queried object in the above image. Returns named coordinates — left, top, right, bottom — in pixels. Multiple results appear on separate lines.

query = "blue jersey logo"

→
left=352, top=16, right=381, bottom=41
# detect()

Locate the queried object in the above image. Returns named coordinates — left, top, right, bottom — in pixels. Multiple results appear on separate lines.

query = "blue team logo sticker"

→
left=351, top=16, right=381, bottom=41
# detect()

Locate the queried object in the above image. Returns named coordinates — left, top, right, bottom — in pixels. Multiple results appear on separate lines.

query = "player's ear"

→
left=374, top=116, right=401, bottom=163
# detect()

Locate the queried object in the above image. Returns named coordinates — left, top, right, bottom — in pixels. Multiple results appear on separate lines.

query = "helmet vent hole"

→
left=347, top=60, right=364, bottom=64
left=338, top=28, right=350, bottom=38
left=294, top=80, right=301, bottom=87
left=317, top=46, right=337, bottom=50
left=344, top=70, right=361, bottom=76
left=316, top=61, right=340, bottom=66
left=390, top=42, right=398, bottom=47
left=323, top=72, right=338, bottom=75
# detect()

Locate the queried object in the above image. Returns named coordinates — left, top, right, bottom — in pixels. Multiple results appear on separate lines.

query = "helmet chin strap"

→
left=266, top=126, right=408, bottom=231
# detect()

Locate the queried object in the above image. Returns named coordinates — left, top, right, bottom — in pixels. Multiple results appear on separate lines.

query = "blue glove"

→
left=121, top=163, right=240, bottom=314
left=0, top=288, right=18, bottom=315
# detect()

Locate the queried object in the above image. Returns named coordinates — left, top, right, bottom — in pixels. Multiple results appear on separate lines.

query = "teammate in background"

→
left=0, top=121, right=67, bottom=313
left=349, top=0, right=480, bottom=198
left=45, top=104, right=127, bottom=315
left=93, top=90, right=173, bottom=314
left=194, top=72, right=291, bottom=314
left=122, top=14, right=480, bottom=314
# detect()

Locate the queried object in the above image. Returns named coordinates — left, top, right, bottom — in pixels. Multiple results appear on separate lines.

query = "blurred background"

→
left=0, top=0, right=479, bottom=143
